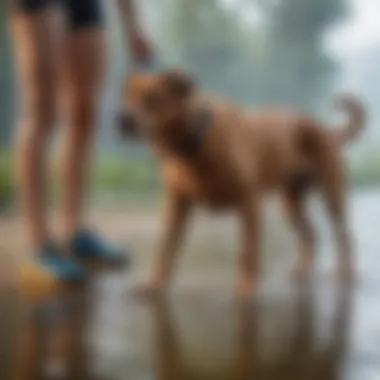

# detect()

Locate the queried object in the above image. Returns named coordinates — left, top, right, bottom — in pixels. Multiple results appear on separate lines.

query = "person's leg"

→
left=10, top=2, right=63, bottom=248
left=10, top=1, right=86, bottom=284
left=58, top=0, right=126, bottom=265
left=59, top=23, right=106, bottom=239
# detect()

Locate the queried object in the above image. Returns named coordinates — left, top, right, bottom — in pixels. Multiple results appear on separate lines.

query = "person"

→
left=9, top=0, right=153, bottom=284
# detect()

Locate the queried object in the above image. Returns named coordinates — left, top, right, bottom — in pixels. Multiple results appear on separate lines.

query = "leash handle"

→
left=128, top=53, right=161, bottom=74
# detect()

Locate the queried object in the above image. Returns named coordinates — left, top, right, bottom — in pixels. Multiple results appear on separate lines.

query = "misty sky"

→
left=328, top=0, right=380, bottom=58
left=221, top=0, right=379, bottom=58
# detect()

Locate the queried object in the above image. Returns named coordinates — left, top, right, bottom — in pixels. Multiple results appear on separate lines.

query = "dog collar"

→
left=173, top=106, right=213, bottom=158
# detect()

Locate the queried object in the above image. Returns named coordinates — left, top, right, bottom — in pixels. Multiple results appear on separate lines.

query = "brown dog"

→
left=119, top=70, right=365, bottom=299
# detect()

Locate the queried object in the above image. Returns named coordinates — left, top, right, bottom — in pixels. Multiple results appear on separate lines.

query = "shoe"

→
left=34, top=242, right=87, bottom=283
left=69, top=228, right=130, bottom=268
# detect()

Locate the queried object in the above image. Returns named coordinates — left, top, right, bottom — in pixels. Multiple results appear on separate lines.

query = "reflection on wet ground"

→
left=1, top=191, right=380, bottom=380
left=3, top=282, right=357, bottom=380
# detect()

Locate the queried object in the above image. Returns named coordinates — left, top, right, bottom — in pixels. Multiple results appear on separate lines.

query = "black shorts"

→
left=11, top=0, right=104, bottom=31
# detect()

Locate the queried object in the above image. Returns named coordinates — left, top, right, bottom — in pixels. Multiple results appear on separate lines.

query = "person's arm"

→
left=117, top=0, right=152, bottom=64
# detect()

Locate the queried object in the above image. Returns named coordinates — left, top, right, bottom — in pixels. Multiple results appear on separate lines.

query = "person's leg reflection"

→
left=150, top=300, right=185, bottom=380
left=11, top=295, right=90, bottom=380
left=12, top=313, right=50, bottom=380
left=46, top=298, right=88, bottom=378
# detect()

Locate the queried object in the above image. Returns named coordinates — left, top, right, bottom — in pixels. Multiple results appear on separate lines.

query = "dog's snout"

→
left=120, top=112, right=136, bottom=128
left=117, top=111, right=139, bottom=138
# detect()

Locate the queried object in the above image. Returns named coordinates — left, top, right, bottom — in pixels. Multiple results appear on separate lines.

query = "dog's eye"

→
left=142, top=91, right=161, bottom=111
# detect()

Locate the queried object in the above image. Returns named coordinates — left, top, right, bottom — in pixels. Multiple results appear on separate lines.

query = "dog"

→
left=118, top=70, right=365, bottom=299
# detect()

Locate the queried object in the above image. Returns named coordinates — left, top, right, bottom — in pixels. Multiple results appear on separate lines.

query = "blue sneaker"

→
left=69, top=228, right=130, bottom=268
left=34, top=243, right=87, bottom=283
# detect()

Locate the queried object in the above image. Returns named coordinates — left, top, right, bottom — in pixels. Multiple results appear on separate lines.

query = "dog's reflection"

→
left=10, top=285, right=354, bottom=380
left=10, top=293, right=104, bottom=380
left=149, top=286, right=353, bottom=380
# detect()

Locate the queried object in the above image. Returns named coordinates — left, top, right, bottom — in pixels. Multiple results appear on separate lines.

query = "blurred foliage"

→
left=262, top=0, right=347, bottom=110
left=0, top=150, right=14, bottom=210
left=350, top=146, right=380, bottom=188
left=0, top=146, right=379, bottom=211
left=154, top=0, right=346, bottom=110
left=0, top=149, right=160, bottom=210
left=90, top=152, right=160, bottom=201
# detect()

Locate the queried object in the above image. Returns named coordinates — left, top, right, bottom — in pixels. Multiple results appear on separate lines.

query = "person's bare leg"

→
left=59, top=29, right=106, bottom=238
left=10, top=8, right=63, bottom=248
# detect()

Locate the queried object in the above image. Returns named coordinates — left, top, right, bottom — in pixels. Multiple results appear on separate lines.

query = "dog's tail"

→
left=335, top=94, right=366, bottom=145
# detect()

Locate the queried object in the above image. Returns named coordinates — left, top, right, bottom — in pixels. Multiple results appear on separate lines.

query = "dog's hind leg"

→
left=319, top=157, right=354, bottom=282
left=298, top=121, right=354, bottom=281
left=236, top=194, right=262, bottom=300
left=283, top=186, right=316, bottom=281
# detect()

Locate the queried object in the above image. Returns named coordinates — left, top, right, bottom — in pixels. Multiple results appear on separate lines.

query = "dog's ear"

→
left=162, top=70, right=195, bottom=98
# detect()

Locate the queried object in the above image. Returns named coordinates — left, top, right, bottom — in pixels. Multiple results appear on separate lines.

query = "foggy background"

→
left=0, top=0, right=379, bottom=207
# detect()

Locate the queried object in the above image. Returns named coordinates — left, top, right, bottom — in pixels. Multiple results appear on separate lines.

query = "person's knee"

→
left=68, top=95, right=98, bottom=136
left=19, top=80, right=58, bottom=137
left=32, top=100, right=57, bottom=132
left=16, top=104, right=57, bottom=157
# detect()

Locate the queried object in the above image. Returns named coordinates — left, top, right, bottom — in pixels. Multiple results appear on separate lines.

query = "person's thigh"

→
left=62, top=0, right=106, bottom=124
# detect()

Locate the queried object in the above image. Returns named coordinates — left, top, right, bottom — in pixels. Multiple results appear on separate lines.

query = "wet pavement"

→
left=1, top=190, right=380, bottom=380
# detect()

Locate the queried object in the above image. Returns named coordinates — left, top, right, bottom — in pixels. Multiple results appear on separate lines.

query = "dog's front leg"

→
left=236, top=195, right=261, bottom=301
left=136, top=192, right=192, bottom=298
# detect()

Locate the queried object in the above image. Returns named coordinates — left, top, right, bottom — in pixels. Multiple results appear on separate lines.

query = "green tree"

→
left=258, top=0, right=347, bottom=110
left=155, top=0, right=347, bottom=110
left=157, top=0, right=268, bottom=104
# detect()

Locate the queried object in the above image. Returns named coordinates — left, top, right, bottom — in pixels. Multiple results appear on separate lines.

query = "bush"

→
left=90, top=154, right=160, bottom=202
left=350, top=150, right=380, bottom=188
left=0, top=151, right=14, bottom=210
left=0, top=149, right=161, bottom=211
left=0, top=147, right=379, bottom=212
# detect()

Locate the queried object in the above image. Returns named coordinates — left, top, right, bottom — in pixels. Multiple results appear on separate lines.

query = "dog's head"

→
left=118, top=70, right=196, bottom=139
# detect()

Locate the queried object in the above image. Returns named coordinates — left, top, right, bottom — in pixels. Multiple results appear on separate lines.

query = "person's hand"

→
left=128, top=27, right=153, bottom=66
